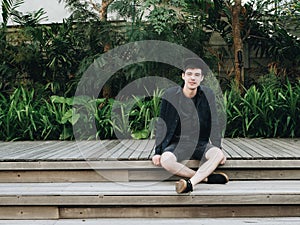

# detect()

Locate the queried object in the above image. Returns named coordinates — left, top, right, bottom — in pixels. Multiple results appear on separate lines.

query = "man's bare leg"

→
left=189, top=147, right=226, bottom=187
left=160, top=152, right=196, bottom=178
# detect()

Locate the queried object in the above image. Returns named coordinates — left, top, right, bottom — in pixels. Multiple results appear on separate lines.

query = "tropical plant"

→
left=205, top=0, right=300, bottom=87
left=1, top=0, right=24, bottom=27
left=224, top=74, right=300, bottom=138
left=0, top=86, right=48, bottom=140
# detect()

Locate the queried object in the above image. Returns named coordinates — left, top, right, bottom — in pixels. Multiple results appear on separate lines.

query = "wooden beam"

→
left=0, top=207, right=58, bottom=219
left=0, top=159, right=300, bottom=171
left=59, top=205, right=300, bottom=218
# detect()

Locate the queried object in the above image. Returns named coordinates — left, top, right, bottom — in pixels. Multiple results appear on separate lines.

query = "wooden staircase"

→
left=0, top=138, right=299, bottom=220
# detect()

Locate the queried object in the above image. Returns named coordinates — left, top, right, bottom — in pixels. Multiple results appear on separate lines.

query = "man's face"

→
left=182, top=68, right=204, bottom=90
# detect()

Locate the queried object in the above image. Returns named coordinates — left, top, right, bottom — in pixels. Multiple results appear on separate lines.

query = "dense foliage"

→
left=0, top=76, right=299, bottom=141
left=0, top=0, right=299, bottom=140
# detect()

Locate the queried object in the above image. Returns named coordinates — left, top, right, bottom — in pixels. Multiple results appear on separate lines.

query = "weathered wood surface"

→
left=0, top=138, right=299, bottom=182
left=0, top=139, right=299, bottom=220
left=0, top=180, right=299, bottom=205
left=0, top=138, right=299, bottom=161
left=1, top=159, right=300, bottom=170
left=0, top=218, right=300, bottom=225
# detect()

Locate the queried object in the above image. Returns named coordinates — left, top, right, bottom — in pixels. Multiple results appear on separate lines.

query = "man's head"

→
left=183, top=57, right=205, bottom=73
left=182, top=58, right=205, bottom=90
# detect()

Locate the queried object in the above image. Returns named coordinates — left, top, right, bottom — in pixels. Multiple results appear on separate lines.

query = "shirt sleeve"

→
left=154, top=96, right=168, bottom=155
left=207, top=89, right=222, bottom=148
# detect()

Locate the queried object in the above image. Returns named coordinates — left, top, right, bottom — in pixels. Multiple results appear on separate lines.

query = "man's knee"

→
left=160, top=151, right=177, bottom=169
left=205, top=147, right=225, bottom=163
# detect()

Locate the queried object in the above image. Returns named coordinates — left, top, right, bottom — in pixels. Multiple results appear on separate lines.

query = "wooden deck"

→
left=0, top=138, right=299, bottom=182
left=0, top=138, right=299, bottom=161
left=0, top=138, right=300, bottom=220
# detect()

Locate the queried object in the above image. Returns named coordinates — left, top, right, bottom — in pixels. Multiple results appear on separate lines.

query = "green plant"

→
left=45, top=95, right=77, bottom=140
left=224, top=75, right=300, bottom=138
left=0, top=86, right=48, bottom=140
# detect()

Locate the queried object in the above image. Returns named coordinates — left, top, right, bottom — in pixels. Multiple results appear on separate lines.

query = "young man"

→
left=152, top=58, right=228, bottom=194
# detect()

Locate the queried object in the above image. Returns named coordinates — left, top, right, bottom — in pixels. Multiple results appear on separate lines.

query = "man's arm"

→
left=206, top=88, right=222, bottom=148
left=154, top=96, right=168, bottom=155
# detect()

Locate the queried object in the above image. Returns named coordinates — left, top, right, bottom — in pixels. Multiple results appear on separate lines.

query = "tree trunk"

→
left=232, top=0, right=244, bottom=91
left=99, top=0, right=114, bottom=21
left=93, top=0, right=114, bottom=98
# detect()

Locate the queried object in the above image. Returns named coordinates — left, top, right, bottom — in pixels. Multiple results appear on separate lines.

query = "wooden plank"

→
left=0, top=170, right=129, bottom=182
left=0, top=141, right=61, bottom=160
left=250, top=139, right=291, bottom=158
left=0, top=207, right=58, bottom=219
left=107, top=139, right=135, bottom=159
left=60, top=206, right=300, bottom=219
left=0, top=139, right=299, bottom=161
left=249, top=138, right=294, bottom=158
left=221, top=139, right=246, bottom=158
left=0, top=181, right=299, bottom=202
left=284, top=138, right=300, bottom=147
left=265, top=139, right=300, bottom=158
left=129, top=139, right=150, bottom=160
left=139, top=139, right=155, bottom=159
left=129, top=168, right=300, bottom=181
left=220, top=149, right=231, bottom=158
left=0, top=167, right=299, bottom=183
left=222, top=139, right=244, bottom=158
left=0, top=142, right=20, bottom=158
left=119, top=140, right=145, bottom=159
left=129, top=169, right=176, bottom=181
left=227, top=138, right=266, bottom=158
left=234, top=138, right=273, bottom=158
left=56, top=141, right=111, bottom=160
left=0, top=159, right=300, bottom=170
left=215, top=169, right=300, bottom=180
left=9, top=142, right=65, bottom=160
left=47, top=141, right=97, bottom=159
left=1, top=218, right=300, bottom=225
left=33, top=142, right=80, bottom=160
left=1, top=193, right=300, bottom=206
left=99, top=140, right=130, bottom=159
left=79, top=140, right=116, bottom=161
left=77, top=140, right=109, bottom=159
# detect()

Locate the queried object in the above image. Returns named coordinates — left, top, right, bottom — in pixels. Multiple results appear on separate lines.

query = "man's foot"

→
left=175, top=179, right=193, bottom=194
left=207, top=172, right=229, bottom=184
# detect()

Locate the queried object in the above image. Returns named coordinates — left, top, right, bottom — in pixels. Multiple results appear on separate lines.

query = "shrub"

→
left=224, top=78, right=300, bottom=138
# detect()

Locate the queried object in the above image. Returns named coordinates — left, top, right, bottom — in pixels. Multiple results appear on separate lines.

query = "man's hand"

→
left=220, top=156, right=227, bottom=165
left=152, top=155, right=161, bottom=166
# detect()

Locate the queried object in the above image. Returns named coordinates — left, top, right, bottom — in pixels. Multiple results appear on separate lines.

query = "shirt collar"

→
left=175, top=84, right=204, bottom=96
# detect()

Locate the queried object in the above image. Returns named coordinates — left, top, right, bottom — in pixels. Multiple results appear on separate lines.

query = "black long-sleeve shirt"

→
left=155, top=85, right=222, bottom=155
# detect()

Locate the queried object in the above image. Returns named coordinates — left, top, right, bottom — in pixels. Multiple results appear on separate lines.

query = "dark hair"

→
left=183, top=57, right=207, bottom=75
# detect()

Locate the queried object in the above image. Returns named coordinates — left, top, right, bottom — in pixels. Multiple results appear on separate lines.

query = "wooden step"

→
left=0, top=139, right=299, bottom=161
left=1, top=218, right=300, bottom=225
left=0, top=159, right=299, bottom=182
left=0, top=139, right=299, bottom=220
left=0, top=180, right=299, bottom=219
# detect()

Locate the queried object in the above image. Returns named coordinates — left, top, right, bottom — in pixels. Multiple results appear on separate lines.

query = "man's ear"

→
left=200, top=74, right=204, bottom=82
left=182, top=72, right=185, bottom=80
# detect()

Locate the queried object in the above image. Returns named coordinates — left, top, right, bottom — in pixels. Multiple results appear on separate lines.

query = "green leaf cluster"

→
left=225, top=77, right=300, bottom=138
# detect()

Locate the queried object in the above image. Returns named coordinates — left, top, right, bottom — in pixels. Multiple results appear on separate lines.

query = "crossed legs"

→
left=160, top=147, right=226, bottom=189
